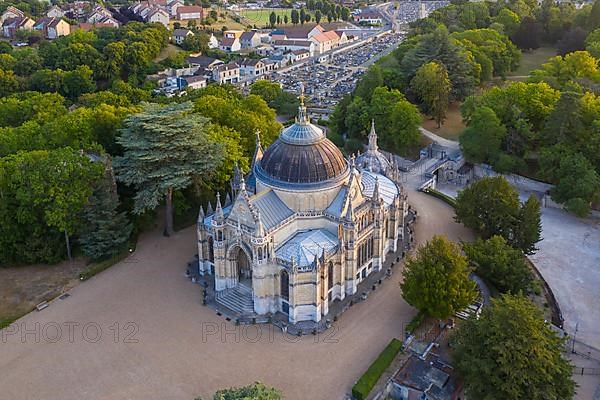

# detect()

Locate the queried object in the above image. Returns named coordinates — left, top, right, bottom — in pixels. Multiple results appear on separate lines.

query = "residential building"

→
left=172, top=28, right=193, bottom=45
left=179, top=75, right=207, bottom=90
left=291, top=49, right=310, bottom=62
left=238, top=58, right=266, bottom=77
left=212, top=62, right=240, bottom=84
left=223, top=29, right=243, bottom=39
left=176, top=5, right=203, bottom=20
left=354, top=11, right=383, bottom=25
left=46, top=6, right=64, bottom=18
left=240, top=31, right=261, bottom=49
left=0, top=6, right=25, bottom=24
left=62, top=2, right=91, bottom=20
left=34, top=17, right=70, bottom=39
left=220, top=37, right=241, bottom=52
left=87, top=6, right=113, bottom=24
left=208, top=33, right=219, bottom=49
left=2, top=16, right=34, bottom=38
left=168, top=0, right=184, bottom=17
left=255, top=44, right=274, bottom=56
left=186, top=55, right=223, bottom=70
left=310, top=30, right=340, bottom=53
left=147, top=8, right=170, bottom=26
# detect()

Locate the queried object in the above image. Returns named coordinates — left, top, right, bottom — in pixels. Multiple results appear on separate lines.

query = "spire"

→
left=207, top=201, right=213, bottom=215
left=368, top=119, right=378, bottom=152
left=344, top=196, right=354, bottom=222
left=231, top=161, right=242, bottom=196
left=240, top=174, right=247, bottom=196
left=255, top=209, right=265, bottom=237
left=214, top=192, right=224, bottom=222
left=198, top=205, right=205, bottom=222
left=372, top=176, right=381, bottom=203
left=297, top=83, right=309, bottom=125
left=225, top=192, right=232, bottom=206
left=251, top=130, right=263, bottom=170
left=313, top=252, right=319, bottom=268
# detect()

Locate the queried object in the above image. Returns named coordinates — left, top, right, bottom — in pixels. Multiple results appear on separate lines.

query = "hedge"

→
left=405, top=312, right=425, bottom=334
left=423, top=188, right=457, bottom=208
left=351, top=338, right=403, bottom=400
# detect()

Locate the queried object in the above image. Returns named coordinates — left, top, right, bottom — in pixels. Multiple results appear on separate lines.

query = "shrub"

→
left=351, top=338, right=403, bottom=400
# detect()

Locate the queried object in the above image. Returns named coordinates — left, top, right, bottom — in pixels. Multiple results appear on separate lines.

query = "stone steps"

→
left=216, top=285, right=254, bottom=315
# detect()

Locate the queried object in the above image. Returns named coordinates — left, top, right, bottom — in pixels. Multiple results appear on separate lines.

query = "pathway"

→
left=418, top=127, right=459, bottom=150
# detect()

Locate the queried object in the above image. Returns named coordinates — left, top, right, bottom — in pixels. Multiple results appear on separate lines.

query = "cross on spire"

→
left=368, top=119, right=378, bottom=152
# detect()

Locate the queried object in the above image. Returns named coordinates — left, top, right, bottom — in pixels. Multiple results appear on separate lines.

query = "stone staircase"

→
left=216, top=284, right=254, bottom=315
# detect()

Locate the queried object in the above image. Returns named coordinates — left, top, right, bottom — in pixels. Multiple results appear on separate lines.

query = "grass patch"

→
left=352, top=338, right=403, bottom=400
left=0, top=315, right=21, bottom=330
left=421, top=102, right=464, bottom=141
left=423, top=188, right=457, bottom=208
left=509, top=47, right=557, bottom=77
left=236, top=8, right=295, bottom=26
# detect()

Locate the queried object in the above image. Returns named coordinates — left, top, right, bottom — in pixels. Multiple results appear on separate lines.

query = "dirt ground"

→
left=420, top=103, right=465, bottom=141
left=0, top=259, right=87, bottom=324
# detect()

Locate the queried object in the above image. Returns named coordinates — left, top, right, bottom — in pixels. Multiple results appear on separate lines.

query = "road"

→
left=0, top=169, right=473, bottom=400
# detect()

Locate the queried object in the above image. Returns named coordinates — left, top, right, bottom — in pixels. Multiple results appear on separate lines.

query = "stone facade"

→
left=197, top=99, right=407, bottom=324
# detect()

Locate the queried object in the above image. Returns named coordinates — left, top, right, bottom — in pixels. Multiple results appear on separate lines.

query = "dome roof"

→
left=257, top=96, right=348, bottom=186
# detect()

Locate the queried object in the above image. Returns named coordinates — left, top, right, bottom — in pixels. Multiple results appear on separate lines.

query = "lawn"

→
left=236, top=8, right=295, bottom=26
left=421, top=102, right=465, bottom=141
left=154, top=43, right=181, bottom=62
left=509, top=46, right=557, bottom=77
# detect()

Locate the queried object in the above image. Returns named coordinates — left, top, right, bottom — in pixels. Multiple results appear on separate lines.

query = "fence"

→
left=572, top=366, right=600, bottom=376
left=568, top=339, right=600, bottom=363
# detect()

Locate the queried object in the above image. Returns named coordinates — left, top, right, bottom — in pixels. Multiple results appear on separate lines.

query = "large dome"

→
left=256, top=100, right=348, bottom=186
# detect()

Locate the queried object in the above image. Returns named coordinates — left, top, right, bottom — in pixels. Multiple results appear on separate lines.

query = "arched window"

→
left=281, top=270, right=289, bottom=300
left=217, top=230, right=223, bottom=241
left=328, top=262, right=334, bottom=291
left=208, top=236, right=214, bottom=263
left=257, top=247, right=263, bottom=260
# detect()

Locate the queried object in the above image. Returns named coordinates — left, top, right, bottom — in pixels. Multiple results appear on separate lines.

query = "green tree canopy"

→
left=211, top=382, right=282, bottom=400
left=411, top=61, right=451, bottom=127
left=463, top=235, right=532, bottom=293
left=400, top=235, right=477, bottom=319
left=453, top=294, right=575, bottom=400
left=114, top=102, right=226, bottom=236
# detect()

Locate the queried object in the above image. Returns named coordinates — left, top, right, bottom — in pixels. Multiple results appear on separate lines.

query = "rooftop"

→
left=276, top=229, right=338, bottom=267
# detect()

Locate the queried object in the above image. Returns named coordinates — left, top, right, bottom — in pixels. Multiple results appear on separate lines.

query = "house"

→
left=255, top=44, right=274, bottom=56
left=223, top=29, right=243, bottom=39
left=291, top=49, right=310, bottom=62
left=282, top=24, right=324, bottom=40
left=87, top=6, right=113, bottom=24
left=240, top=31, right=261, bottom=49
left=172, top=28, right=193, bottom=45
left=2, top=16, right=34, bottom=38
left=262, top=59, right=278, bottom=72
left=34, top=17, right=70, bottom=39
left=185, top=55, right=223, bottom=70
left=0, top=6, right=25, bottom=24
left=238, top=58, right=266, bottom=77
left=386, top=355, right=463, bottom=400
left=179, top=75, right=207, bottom=90
left=62, top=1, right=91, bottom=20
left=220, top=37, right=241, bottom=52
left=46, top=6, right=64, bottom=18
left=168, top=0, right=184, bottom=16
left=354, top=11, right=383, bottom=25
left=273, top=39, right=315, bottom=56
left=208, top=33, right=219, bottom=49
left=176, top=5, right=203, bottom=20
left=212, top=62, right=239, bottom=84
left=146, top=8, right=170, bottom=26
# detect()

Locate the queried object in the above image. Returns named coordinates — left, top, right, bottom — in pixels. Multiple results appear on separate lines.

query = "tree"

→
left=455, top=177, right=542, bottom=253
left=341, top=7, right=350, bottom=21
left=354, top=64, right=383, bottom=102
left=556, top=27, right=588, bottom=56
left=463, top=236, right=532, bottom=293
left=511, top=16, right=543, bottom=50
left=212, top=382, right=282, bottom=400
left=299, top=8, right=306, bottom=25
left=453, top=295, right=575, bottom=400
left=291, top=9, right=299, bottom=25
left=411, top=61, right=451, bottom=127
left=315, top=9, right=322, bottom=23
left=589, top=0, right=600, bottom=30
left=0, top=148, right=103, bottom=263
left=460, top=106, right=505, bottom=163
left=400, top=235, right=477, bottom=319
left=284, top=14, right=288, bottom=24
left=114, top=102, right=225, bottom=236
left=0, top=69, right=20, bottom=97
left=182, top=33, right=209, bottom=53
left=549, top=152, right=600, bottom=216
left=269, top=11, right=277, bottom=28
left=79, top=162, right=132, bottom=261
left=493, top=8, right=520, bottom=36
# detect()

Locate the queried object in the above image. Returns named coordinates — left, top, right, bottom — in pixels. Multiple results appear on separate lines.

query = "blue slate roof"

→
left=325, top=186, right=347, bottom=218
left=249, top=190, right=294, bottom=230
left=361, top=171, right=398, bottom=206
left=276, top=229, right=338, bottom=267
